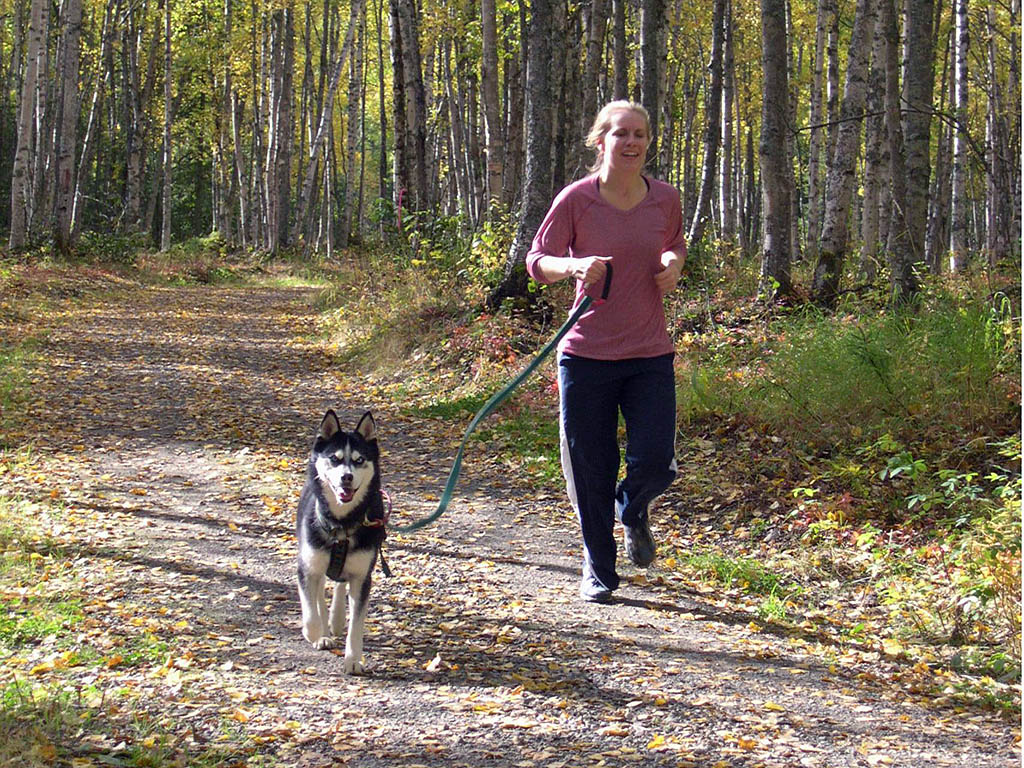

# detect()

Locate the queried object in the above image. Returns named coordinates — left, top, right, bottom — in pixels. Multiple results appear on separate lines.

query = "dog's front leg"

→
left=298, top=569, right=333, bottom=648
left=298, top=544, right=339, bottom=649
left=342, top=572, right=372, bottom=674
left=329, top=580, right=348, bottom=638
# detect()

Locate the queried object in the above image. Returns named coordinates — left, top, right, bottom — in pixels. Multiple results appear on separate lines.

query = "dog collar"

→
left=362, top=489, right=392, bottom=528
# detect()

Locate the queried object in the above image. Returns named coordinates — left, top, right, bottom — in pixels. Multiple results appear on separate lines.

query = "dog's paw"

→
left=342, top=655, right=365, bottom=675
left=313, top=636, right=342, bottom=651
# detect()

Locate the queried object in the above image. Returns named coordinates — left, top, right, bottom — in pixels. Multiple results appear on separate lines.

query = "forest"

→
left=0, top=0, right=1021, bottom=764
left=0, top=0, right=1019, bottom=301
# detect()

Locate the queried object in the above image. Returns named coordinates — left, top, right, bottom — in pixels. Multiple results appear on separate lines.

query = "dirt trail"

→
left=14, top=280, right=1018, bottom=767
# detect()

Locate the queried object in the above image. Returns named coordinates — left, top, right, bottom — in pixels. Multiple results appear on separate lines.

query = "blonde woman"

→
left=526, top=101, right=686, bottom=603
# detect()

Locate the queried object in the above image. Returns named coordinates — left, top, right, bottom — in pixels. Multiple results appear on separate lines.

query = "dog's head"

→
left=313, top=410, right=379, bottom=513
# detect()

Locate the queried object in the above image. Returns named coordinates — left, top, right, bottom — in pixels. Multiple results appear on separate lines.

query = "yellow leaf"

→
left=647, top=734, right=666, bottom=749
left=737, top=737, right=758, bottom=750
left=231, top=707, right=251, bottom=723
left=30, top=660, right=55, bottom=675
left=763, top=701, right=785, bottom=712
left=598, top=725, right=630, bottom=737
left=36, top=741, right=57, bottom=761
left=105, top=655, right=123, bottom=669
left=130, top=488, right=147, bottom=496
left=882, top=638, right=903, bottom=656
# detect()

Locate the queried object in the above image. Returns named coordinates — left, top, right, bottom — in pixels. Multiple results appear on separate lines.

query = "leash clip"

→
left=363, top=488, right=392, bottom=528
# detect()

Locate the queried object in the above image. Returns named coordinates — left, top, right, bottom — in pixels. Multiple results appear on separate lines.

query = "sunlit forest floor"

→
left=0, top=248, right=1019, bottom=767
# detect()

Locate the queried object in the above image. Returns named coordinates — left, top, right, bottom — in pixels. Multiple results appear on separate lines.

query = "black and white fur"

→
left=296, top=409, right=386, bottom=674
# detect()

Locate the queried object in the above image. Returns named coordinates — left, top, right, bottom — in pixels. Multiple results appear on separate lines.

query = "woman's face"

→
left=598, top=109, right=650, bottom=173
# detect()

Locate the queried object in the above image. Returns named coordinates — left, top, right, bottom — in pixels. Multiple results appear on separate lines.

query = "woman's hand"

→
left=570, top=255, right=613, bottom=288
left=654, top=252, right=683, bottom=294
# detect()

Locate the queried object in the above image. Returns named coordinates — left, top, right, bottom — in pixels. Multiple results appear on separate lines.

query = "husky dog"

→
left=296, top=410, right=387, bottom=674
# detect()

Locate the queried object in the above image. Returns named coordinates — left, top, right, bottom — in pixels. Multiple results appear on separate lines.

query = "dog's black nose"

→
left=341, top=473, right=353, bottom=487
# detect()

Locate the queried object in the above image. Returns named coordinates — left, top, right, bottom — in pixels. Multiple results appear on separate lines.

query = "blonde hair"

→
left=585, top=100, right=652, bottom=172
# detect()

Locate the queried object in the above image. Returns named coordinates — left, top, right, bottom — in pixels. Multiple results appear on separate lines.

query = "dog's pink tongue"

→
left=339, top=488, right=354, bottom=502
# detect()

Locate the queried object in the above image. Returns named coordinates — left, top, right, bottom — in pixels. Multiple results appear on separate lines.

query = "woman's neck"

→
left=597, top=166, right=648, bottom=210
left=598, top=166, right=643, bottom=194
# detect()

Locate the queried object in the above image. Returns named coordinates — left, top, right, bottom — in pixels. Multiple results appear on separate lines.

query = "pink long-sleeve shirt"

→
left=525, top=174, right=687, bottom=361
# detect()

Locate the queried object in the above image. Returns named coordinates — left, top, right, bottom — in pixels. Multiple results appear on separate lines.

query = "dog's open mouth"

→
left=338, top=486, right=355, bottom=503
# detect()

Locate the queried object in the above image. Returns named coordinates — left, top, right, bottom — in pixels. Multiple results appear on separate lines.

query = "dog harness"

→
left=315, top=490, right=393, bottom=581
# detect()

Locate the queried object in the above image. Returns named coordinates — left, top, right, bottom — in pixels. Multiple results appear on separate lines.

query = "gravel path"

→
left=13, top=280, right=1018, bottom=768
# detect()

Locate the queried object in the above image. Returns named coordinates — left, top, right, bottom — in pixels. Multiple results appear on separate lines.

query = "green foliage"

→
left=677, top=291, right=1019, bottom=449
left=75, top=232, right=152, bottom=265
left=675, top=546, right=795, bottom=598
left=398, top=207, right=518, bottom=303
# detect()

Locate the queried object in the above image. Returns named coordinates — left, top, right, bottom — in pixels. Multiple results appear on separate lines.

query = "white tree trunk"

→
left=811, top=0, right=876, bottom=305
left=160, top=0, right=172, bottom=251
left=480, top=0, right=504, bottom=208
left=948, top=0, right=969, bottom=271
left=55, top=0, right=83, bottom=253
left=9, top=0, right=46, bottom=249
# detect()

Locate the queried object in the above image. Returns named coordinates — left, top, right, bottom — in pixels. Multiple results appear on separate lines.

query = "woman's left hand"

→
left=654, top=257, right=682, bottom=294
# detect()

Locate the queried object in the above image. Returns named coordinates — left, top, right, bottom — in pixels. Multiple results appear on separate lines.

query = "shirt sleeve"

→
left=663, top=184, right=687, bottom=255
left=525, top=187, right=576, bottom=284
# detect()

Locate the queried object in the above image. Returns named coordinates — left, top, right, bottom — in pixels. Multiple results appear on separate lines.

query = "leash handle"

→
left=390, top=287, right=604, bottom=534
left=594, top=263, right=614, bottom=304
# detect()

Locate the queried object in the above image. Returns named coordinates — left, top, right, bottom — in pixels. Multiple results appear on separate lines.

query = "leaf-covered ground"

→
left=1, top=270, right=1019, bottom=767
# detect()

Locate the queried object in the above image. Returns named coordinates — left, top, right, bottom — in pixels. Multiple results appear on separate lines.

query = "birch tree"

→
left=480, top=0, right=504, bottom=208
left=9, top=0, right=46, bottom=248
left=759, top=0, right=792, bottom=299
left=811, top=0, right=875, bottom=306
left=490, top=0, right=555, bottom=306
left=948, top=0, right=969, bottom=272
left=688, top=0, right=725, bottom=246
left=292, top=0, right=361, bottom=244
left=160, top=0, right=171, bottom=251
left=899, top=0, right=935, bottom=271
left=882, top=0, right=918, bottom=303
left=54, top=0, right=83, bottom=253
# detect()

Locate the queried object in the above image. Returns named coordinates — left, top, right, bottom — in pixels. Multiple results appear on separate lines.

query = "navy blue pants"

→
left=557, top=352, right=677, bottom=591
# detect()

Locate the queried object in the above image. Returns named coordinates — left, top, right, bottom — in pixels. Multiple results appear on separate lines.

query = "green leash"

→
left=390, top=267, right=613, bottom=534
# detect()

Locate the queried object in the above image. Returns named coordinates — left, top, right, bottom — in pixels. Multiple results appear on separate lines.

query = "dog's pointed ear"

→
left=319, top=410, right=342, bottom=441
left=355, top=411, right=376, bottom=442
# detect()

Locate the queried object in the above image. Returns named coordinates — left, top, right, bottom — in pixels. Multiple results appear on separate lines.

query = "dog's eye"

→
left=329, top=456, right=343, bottom=466
left=352, top=457, right=365, bottom=466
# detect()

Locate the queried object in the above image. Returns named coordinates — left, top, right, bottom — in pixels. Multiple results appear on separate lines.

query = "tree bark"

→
left=719, top=0, right=735, bottom=246
left=881, top=0, right=918, bottom=304
left=480, top=0, right=504, bottom=209
left=688, top=0, right=725, bottom=246
left=640, top=0, right=667, bottom=170
left=804, top=0, right=830, bottom=262
left=292, top=0, right=361, bottom=244
left=54, top=0, right=83, bottom=253
left=489, top=0, right=554, bottom=307
left=9, top=0, right=46, bottom=249
left=612, top=0, right=628, bottom=100
left=160, top=0, right=172, bottom=251
left=759, top=0, right=792, bottom=299
left=340, top=7, right=364, bottom=246
left=811, top=0, right=875, bottom=306
left=899, top=0, right=935, bottom=270
left=948, top=0, right=969, bottom=271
